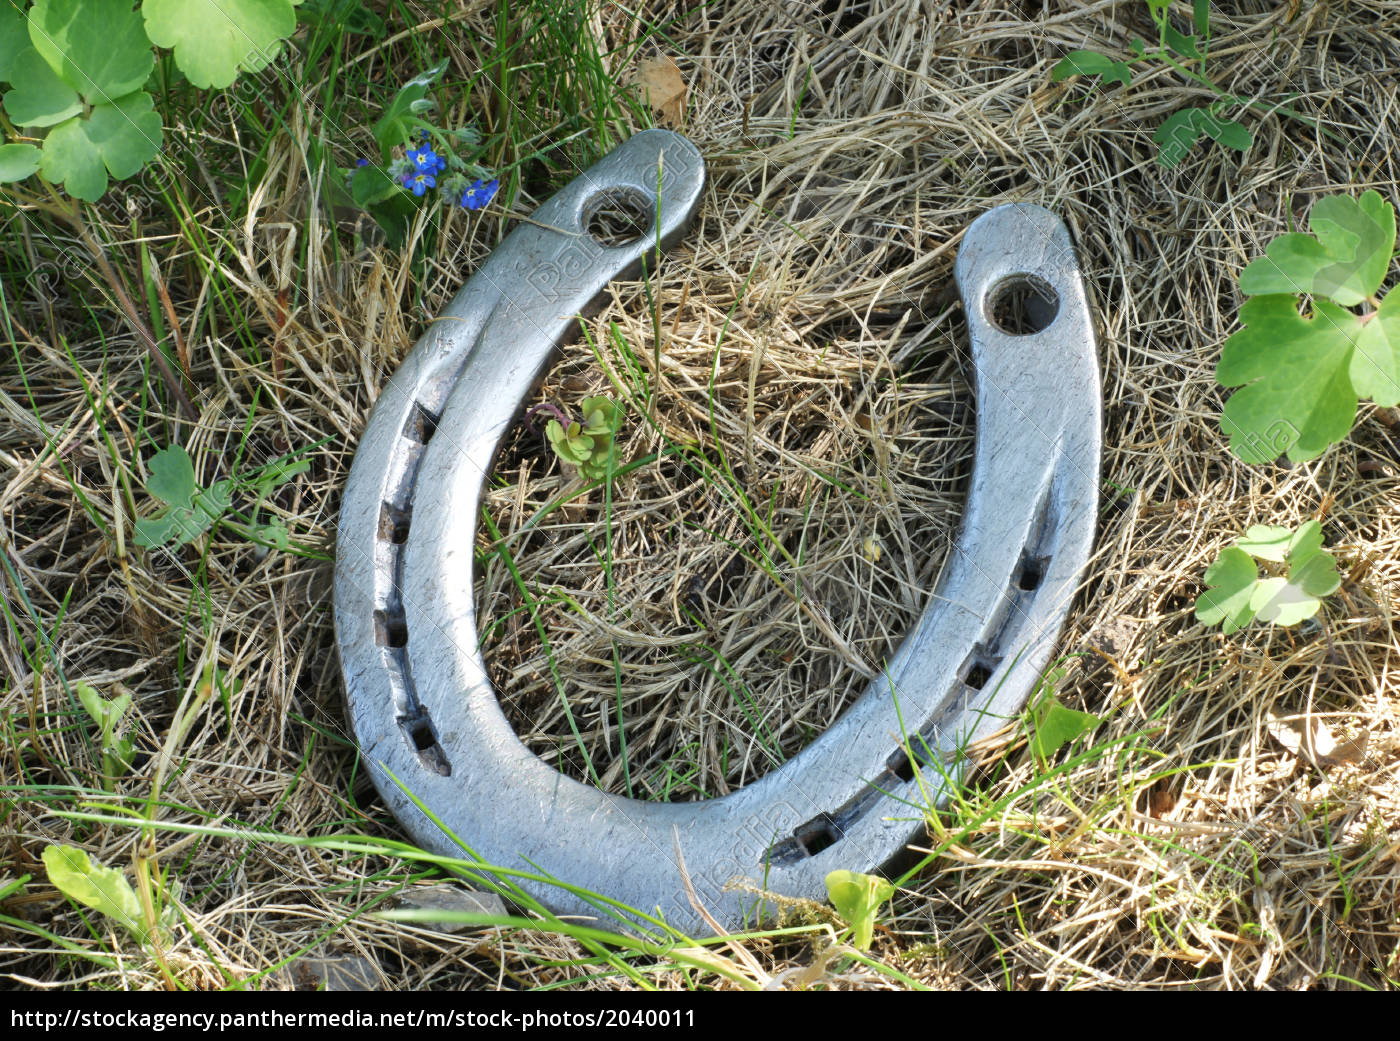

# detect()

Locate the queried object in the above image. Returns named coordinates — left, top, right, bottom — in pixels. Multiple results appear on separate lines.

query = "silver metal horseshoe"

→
left=334, top=130, right=1101, bottom=934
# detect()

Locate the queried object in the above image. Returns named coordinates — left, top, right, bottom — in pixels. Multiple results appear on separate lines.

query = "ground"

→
left=1, top=0, right=1397, bottom=989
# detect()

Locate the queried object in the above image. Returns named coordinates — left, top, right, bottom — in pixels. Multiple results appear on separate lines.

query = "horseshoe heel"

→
left=335, top=131, right=1101, bottom=934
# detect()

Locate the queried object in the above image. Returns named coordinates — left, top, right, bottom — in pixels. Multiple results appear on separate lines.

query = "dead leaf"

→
left=1146, top=780, right=1178, bottom=818
left=634, top=56, right=687, bottom=126
left=1266, top=712, right=1368, bottom=769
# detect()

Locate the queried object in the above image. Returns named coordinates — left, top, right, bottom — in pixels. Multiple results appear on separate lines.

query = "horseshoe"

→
left=334, top=130, right=1101, bottom=934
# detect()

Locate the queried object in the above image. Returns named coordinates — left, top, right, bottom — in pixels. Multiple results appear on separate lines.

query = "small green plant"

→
left=1216, top=191, right=1400, bottom=463
left=824, top=869, right=895, bottom=951
left=335, top=61, right=499, bottom=244
left=42, top=844, right=148, bottom=944
left=1026, top=665, right=1101, bottom=761
left=133, top=444, right=308, bottom=550
left=1052, top=2, right=1319, bottom=168
left=544, top=395, right=622, bottom=482
left=0, top=0, right=301, bottom=201
left=1195, top=520, right=1342, bottom=634
left=75, top=682, right=134, bottom=792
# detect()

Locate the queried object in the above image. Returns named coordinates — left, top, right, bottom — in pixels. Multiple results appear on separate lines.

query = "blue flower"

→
left=460, top=177, right=499, bottom=211
left=403, top=170, right=437, bottom=196
left=355, top=158, right=370, bottom=167
left=407, top=144, right=446, bottom=174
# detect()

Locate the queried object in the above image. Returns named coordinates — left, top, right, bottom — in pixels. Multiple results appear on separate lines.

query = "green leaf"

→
left=1028, top=692, right=1101, bottom=759
left=372, top=60, right=447, bottom=157
left=579, top=395, right=621, bottom=437
left=0, top=142, right=41, bottom=182
left=1204, top=117, right=1251, bottom=152
left=1154, top=107, right=1249, bottom=167
left=1195, top=546, right=1259, bottom=633
left=825, top=869, right=894, bottom=951
left=1286, top=544, right=1342, bottom=599
left=40, top=90, right=163, bottom=201
left=1153, top=107, right=1205, bottom=168
left=1216, top=296, right=1360, bottom=463
left=1351, top=290, right=1400, bottom=407
left=0, top=2, right=27, bottom=81
left=1194, top=0, right=1212, bottom=37
left=76, top=681, right=135, bottom=788
left=2, top=47, right=81, bottom=127
left=42, top=845, right=147, bottom=942
left=1284, top=519, right=1326, bottom=562
left=28, top=0, right=153, bottom=104
left=1235, top=523, right=1295, bottom=562
left=142, top=0, right=301, bottom=90
left=133, top=446, right=234, bottom=549
left=1198, top=522, right=1341, bottom=633
left=350, top=163, right=401, bottom=208
left=248, top=457, right=310, bottom=499
left=1249, top=531, right=1340, bottom=625
left=1163, top=24, right=1200, bottom=60
left=146, top=441, right=198, bottom=505
left=1051, top=50, right=1131, bottom=87
left=1239, top=191, right=1396, bottom=307
left=76, top=681, right=130, bottom=736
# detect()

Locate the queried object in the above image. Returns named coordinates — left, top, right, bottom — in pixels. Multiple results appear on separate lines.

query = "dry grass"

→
left=2, top=0, right=1398, bottom=989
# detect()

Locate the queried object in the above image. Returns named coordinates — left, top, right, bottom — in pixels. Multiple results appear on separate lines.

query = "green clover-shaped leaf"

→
left=28, top=0, right=154, bottom=104
left=546, top=419, right=594, bottom=464
left=1195, top=545, right=1262, bottom=634
left=0, top=142, right=42, bottom=182
left=1351, top=289, right=1400, bottom=407
left=39, top=90, right=163, bottom=201
left=142, top=0, right=302, bottom=90
left=1239, top=190, right=1396, bottom=307
left=579, top=395, right=620, bottom=437
left=1216, top=296, right=1360, bottom=463
left=2, top=46, right=82, bottom=127
left=825, top=869, right=895, bottom=951
left=0, top=3, right=28, bottom=81
left=1196, top=521, right=1341, bottom=633
left=1234, top=523, right=1296, bottom=562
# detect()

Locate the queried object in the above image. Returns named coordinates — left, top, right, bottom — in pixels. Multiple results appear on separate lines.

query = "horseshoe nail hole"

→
left=374, top=608, right=408, bottom=648
left=378, top=502, right=412, bottom=544
left=401, top=712, right=452, bottom=777
left=962, top=650, right=1002, bottom=691
left=404, top=402, right=439, bottom=444
left=1016, top=553, right=1048, bottom=591
left=887, top=747, right=917, bottom=784
left=793, top=813, right=841, bottom=856
left=583, top=186, right=654, bottom=248
left=987, top=273, right=1059, bottom=335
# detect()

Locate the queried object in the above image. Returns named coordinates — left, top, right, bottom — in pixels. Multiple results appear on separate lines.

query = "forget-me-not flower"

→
left=403, top=170, right=437, bottom=196
left=461, top=178, right=499, bottom=211
left=407, top=144, right=446, bottom=175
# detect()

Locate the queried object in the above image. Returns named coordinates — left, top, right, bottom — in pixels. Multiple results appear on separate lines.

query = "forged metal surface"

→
left=335, top=131, right=1102, bottom=934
